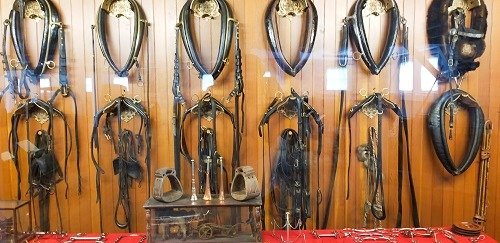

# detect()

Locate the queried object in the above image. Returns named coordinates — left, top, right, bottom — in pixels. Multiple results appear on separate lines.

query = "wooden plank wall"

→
left=0, top=0, right=499, bottom=238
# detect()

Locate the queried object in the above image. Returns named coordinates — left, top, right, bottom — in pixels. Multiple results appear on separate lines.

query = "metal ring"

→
left=191, top=94, right=200, bottom=102
left=9, top=59, right=20, bottom=68
left=104, top=94, right=112, bottom=102
left=353, top=52, right=363, bottom=61
left=275, top=91, right=283, bottom=100
left=391, top=51, right=399, bottom=60
left=303, top=91, right=309, bottom=97
left=381, top=88, right=390, bottom=97
left=133, top=95, right=141, bottom=103
left=359, top=89, right=368, bottom=98
left=45, top=61, right=56, bottom=70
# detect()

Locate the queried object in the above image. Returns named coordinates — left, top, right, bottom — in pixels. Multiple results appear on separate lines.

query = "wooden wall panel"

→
left=0, top=0, right=500, bottom=239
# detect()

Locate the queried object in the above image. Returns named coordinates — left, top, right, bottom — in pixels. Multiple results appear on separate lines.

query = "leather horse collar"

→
left=344, top=0, right=400, bottom=75
left=179, top=0, right=234, bottom=80
left=96, top=0, right=146, bottom=77
left=265, top=0, right=317, bottom=77
left=427, top=0, right=487, bottom=81
left=427, top=89, right=484, bottom=175
left=2, top=0, right=66, bottom=99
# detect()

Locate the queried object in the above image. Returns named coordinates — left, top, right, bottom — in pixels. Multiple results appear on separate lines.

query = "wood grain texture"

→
left=0, top=0, right=499, bottom=238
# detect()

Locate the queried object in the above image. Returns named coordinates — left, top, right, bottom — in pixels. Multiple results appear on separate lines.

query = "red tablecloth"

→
left=262, top=229, right=497, bottom=243
left=29, top=233, right=146, bottom=242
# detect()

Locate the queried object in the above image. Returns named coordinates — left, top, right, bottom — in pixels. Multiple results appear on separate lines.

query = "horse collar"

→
left=265, top=0, right=317, bottom=77
left=348, top=0, right=400, bottom=75
left=180, top=0, right=233, bottom=80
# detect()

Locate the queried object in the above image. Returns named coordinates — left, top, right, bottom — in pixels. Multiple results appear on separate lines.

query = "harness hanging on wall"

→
left=90, top=96, right=152, bottom=231
left=180, top=93, right=236, bottom=196
left=264, top=0, right=317, bottom=77
left=174, top=0, right=243, bottom=177
left=259, top=88, right=324, bottom=229
left=427, top=89, right=485, bottom=176
left=347, top=92, right=420, bottom=228
left=339, top=0, right=404, bottom=75
left=9, top=98, right=73, bottom=232
left=427, top=0, right=487, bottom=81
left=96, top=0, right=147, bottom=80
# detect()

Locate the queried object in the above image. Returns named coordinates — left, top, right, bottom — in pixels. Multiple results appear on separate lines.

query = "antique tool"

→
left=203, top=156, right=213, bottom=201
left=230, top=166, right=260, bottom=201
left=340, top=0, right=402, bottom=75
left=265, top=0, right=318, bottom=77
left=172, top=24, right=185, bottom=175
left=428, top=89, right=484, bottom=176
left=348, top=91, right=420, bottom=227
left=427, top=0, right=487, bottom=81
left=65, top=233, right=106, bottom=242
left=190, top=160, right=198, bottom=201
left=153, top=168, right=183, bottom=203
left=218, top=157, right=225, bottom=201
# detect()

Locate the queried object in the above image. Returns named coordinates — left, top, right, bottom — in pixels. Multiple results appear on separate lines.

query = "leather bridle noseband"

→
left=427, top=89, right=484, bottom=176
left=427, top=0, right=487, bottom=81
left=341, top=0, right=400, bottom=75
left=264, top=0, right=317, bottom=77
left=179, top=0, right=233, bottom=80
left=96, top=0, right=147, bottom=78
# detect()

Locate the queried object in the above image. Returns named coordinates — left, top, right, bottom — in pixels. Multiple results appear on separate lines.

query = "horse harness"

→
left=180, top=93, right=237, bottom=196
left=427, top=0, right=487, bottom=81
left=347, top=92, right=420, bottom=228
left=175, top=0, right=244, bottom=177
left=265, top=0, right=318, bottom=77
left=9, top=98, right=73, bottom=231
left=90, top=96, right=151, bottom=231
left=259, top=88, right=324, bottom=229
left=427, top=89, right=484, bottom=176
left=340, top=0, right=407, bottom=75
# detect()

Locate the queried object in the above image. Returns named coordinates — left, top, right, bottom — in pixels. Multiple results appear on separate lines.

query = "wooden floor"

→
left=0, top=0, right=500, bottom=239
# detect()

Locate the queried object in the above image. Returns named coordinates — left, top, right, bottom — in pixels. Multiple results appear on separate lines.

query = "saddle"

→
left=96, top=0, right=147, bottom=78
left=427, top=0, right=487, bottom=81
left=90, top=96, right=151, bottom=231
left=265, top=0, right=317, bottom=77
left=427, top=89, right=484, bottom=175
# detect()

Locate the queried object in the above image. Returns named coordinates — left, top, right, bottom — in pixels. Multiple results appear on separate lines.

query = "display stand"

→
left=0, top=200, right=32, bottom=242
left=144, top=196, right=262, bottom=242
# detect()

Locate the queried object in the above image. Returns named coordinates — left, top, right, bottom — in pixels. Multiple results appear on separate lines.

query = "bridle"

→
left=259, top=88, right=324, bottom=229
left=96, top=0, right=147, bottom=78
left=347, top=92, right=420, bottom=228
left=90, top=96, right=152, bottom=231
left=341, top=0, right=401, bottom=75
left=264, top=0, right=317, bottom=77
left=427, top=0, right=487, bottom=81
left=427, top=89, right=484, bottom=176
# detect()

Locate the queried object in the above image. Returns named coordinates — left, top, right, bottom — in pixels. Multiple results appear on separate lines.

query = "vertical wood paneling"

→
left=1, top=0, right=500, bottom=238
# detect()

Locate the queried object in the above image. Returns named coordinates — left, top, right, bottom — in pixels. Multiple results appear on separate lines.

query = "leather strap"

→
left=153, top=168, right=183, bottom=203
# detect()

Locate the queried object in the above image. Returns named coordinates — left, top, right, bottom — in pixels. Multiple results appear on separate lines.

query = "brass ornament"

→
left=33, top=111, right=49, bottom=125
left=448, top=0, right=481, bottom=13
left=25, top=0, right=45, bottom=21
left=361, top=103, right=380, bottom=119
left=190, top=0, right=220, bottom=19
left=109, top=0, right=135, bottom=19
left=121, top=109, right=137, bottom=123
left=362, top=0, right=395, bottom=17
left=277, top=0, right=308, bottom=18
